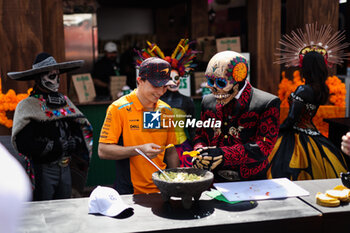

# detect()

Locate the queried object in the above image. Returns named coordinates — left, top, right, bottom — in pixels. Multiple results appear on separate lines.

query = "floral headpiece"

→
left=275, top=23, right=349, bottom=68
left=135, top=39, right=198, bottom=77
left=205, top=51, right=248, bottom=86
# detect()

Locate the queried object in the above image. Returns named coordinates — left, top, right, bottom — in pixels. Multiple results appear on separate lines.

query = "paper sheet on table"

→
left=214, top=178, right=309, bottom=202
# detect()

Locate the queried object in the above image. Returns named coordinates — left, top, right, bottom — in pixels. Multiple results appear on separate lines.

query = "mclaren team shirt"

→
left=99, top=90, right=177, bottom=194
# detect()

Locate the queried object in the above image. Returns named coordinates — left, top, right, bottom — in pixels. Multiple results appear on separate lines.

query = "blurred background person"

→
left=120, top=44, right=139, bottom=90
left=92, top=41, right=120, bottom=100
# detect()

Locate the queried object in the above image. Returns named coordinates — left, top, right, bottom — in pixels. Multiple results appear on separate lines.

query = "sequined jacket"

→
left=193, top=82, right=280, bottom=180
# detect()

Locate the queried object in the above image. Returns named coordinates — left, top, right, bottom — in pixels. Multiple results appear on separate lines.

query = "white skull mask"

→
left=41, top=70, right=60, bottom=92
left=167, top=70, right=181, bottom=92
left=205, top=51, right=248, bottom=105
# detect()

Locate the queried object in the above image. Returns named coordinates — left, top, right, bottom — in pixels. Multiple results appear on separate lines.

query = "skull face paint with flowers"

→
left=167, top=70, right=181, bottom=92
left=40, top=70, right=60, bottom=92
left=205, top=51, right=248, bottom=105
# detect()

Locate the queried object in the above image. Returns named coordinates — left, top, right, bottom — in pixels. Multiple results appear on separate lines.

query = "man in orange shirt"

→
left=98, top=57, right=180, bottom=194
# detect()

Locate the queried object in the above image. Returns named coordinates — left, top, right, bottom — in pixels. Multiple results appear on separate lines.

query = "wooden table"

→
left=295, top=179, right=350, bottom=232
left=18, top=191, right=321, bottom=233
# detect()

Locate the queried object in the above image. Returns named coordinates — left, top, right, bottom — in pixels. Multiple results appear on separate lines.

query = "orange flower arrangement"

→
left=0, top=77, right=31, bottom=128
left=278, top=70, right=346, bottom=107
left=278, top=70, right=346, bottom=137
left=278, top=71, right=305, bottom=107
left=326, top=76, right=346, bottom=107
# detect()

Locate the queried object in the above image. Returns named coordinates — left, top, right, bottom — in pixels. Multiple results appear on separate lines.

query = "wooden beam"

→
left=41, top=0, right=67, bottom=94
left=190, top=0, right=208, bottom=39
left=247, top=0, right=281, bottom=95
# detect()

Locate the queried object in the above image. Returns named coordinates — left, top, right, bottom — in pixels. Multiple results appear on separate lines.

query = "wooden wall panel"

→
left=155, top=2, right=189, bottom=54
left=190, top=0, right=208, bottom=39
left=286, top=0, right=338, bottom=33
left=285, top=0, right=339, bottom=75
left=247, top=0, right=281, bottom=95
left=0, top=0, right=67, bottom=94
left=0, top=0, right=43, bottom=93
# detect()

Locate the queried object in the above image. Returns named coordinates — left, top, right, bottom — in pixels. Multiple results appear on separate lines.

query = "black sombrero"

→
left=7, top=52, right=84, bottom=81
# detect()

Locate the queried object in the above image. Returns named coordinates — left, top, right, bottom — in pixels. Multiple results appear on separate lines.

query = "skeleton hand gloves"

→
left=192, top=146, right=224, bottom=171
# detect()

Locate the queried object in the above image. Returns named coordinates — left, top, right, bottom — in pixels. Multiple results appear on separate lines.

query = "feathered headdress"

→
left=275, top=23, right=349, bottom=68
left=135, top=39, right=199, bottom=77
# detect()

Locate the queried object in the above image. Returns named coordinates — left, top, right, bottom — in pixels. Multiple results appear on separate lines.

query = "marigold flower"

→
left=0, top=77, right=30, bottom=128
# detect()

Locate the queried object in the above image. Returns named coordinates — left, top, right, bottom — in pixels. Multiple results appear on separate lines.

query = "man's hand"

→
left=341, top=132, right=350, bottom=156
left=138, top=143, right=163, bottom=159
left=192, top=146, right=224, bottom=171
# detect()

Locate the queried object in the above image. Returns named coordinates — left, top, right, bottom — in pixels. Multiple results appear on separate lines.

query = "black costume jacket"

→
left=194, top=82, right=280, bottom=180
left=11, top=92, right=93, bottom=192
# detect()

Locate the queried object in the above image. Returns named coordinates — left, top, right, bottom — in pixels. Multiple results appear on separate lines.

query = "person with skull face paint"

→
left=192, top=51, right=280, bottom=181
left=8, top=52, right=93, bottom=200
left=267, top=24, right=348, bottom=180
left=135, top=39, right=198, bottom=167
left=160, top=68, right=196, bottom=167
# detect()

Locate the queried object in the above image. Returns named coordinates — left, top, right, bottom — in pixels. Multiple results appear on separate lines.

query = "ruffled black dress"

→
left=268, top=85, right=348, bottom=180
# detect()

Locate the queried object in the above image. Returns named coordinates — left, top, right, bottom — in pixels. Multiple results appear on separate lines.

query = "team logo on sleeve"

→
left=143, top=110, right=161, bottom=129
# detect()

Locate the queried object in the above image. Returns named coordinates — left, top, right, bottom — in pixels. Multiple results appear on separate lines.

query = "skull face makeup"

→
left=167, top=70, right=181, bottom=92
left=205, top=51, right=248, bottom=106
left=40, top=70, right=60, bottom=92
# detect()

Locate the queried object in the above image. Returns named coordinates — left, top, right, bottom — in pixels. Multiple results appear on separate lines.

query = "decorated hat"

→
left=7, top=52, right=84, bottom=81
left=139, top=57, right=175, bottom=87
left=205, top=50, right=249, bottom=86
left=135, top=39, right=199, bottom=77
left=275, top=23, right=349, bottom=68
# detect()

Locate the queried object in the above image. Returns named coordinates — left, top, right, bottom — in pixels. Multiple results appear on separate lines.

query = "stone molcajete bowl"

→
left=152, top=167, right=214, bottom=209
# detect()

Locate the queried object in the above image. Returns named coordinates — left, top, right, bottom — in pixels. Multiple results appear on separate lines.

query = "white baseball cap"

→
left=88, top=186, right=133, bottom=217
left=104, top=42, right=117, bottom=53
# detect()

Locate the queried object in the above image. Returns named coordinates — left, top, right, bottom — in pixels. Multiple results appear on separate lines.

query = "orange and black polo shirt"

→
left=99, top=90, right=177, bottom=194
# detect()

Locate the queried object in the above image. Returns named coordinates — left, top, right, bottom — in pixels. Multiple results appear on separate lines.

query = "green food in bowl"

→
left=159, top=171, right=203, bottom=182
